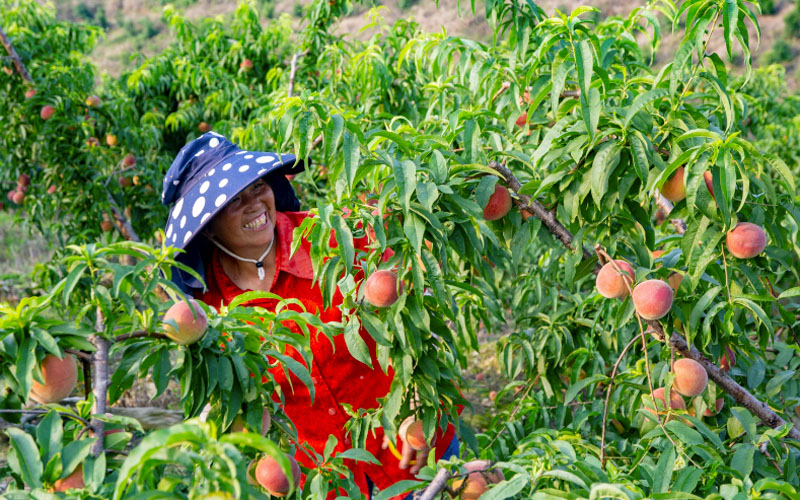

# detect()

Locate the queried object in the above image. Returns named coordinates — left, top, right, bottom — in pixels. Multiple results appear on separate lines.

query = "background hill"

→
left=52, top=0, right=800, bottom=88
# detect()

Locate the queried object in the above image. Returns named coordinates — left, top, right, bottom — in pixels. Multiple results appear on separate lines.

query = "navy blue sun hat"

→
left=161, top=131, right=306, bottom=293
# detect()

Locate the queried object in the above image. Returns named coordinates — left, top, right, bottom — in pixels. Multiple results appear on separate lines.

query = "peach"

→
left=198, top=122, right=212, bottom=133
left=452, top=460, right=505, bottom=500
left=364, top=270, right=402, bottom=308
left=719, top=346, right=736, bottom=373
left=704, top=398, right=724, bottom=417
left=163, top=299, right=208, bottom=345
left=483, top=185, right=512, bottom=221
left=668, top=272, right=683, bottom=291
left=11, top=191, right=23, bottom=204
left=106, top=134, right=118, bottom=147
left=672, top=358, right=708, bottom=397
left=595, top=260, right=635, bottom=299
left=86, top=137, right=99, bottom=147
left=255, top=454, right=300, bottom=497
left=515, top=113, right=527, bottom=127
left=123, top=154, right=137, bottom=167
left=47, top=185, right=57, bottom=194
left=703, top=171, right=715, bottom=200
left=17, top=173, right=30, bottom=186
left=647, top=387, right=685, bottom=415
left=53, top=465, right=84, bottom=492
left=85, top=95, right=101, bottom=107
left=119, top=176, right=132, bottom=188
left=726, top=222, right=766, bottom=259
left=661, top=166, right=685, bottom=202
left=30, top=354, right=78, bottom=404
left=231, top=408, right=271, bottom=435
left=632, top=280, right=673, bottom=320
left=100, top=220, right=114, bottom=232
left=241, top=59, right=253, bottom=71
left=404, top=419, right=426, bottom=451
left=652, top=250, right=664, bottom=259
left=40, top=105, right=55, bottom=120
left=24, top=88, right=37, bottom=99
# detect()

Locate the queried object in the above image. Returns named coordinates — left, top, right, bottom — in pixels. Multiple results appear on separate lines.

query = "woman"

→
left=161, top=132, right=458, bottom=499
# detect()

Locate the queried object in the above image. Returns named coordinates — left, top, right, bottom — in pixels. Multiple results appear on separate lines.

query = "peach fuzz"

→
left=30, top=354, right=78, bottom=404
left=255, top=454, right=300, bottom=497
left=483, top=185, right=512, bottom=221
left=726, top=222, right=766, bottom=259
left=163, top=299, right=208, bottom=345
left=661, top=166, right=686, bottom=203
left=595, top=260, right=635, bottom=299
left=40, top=105, right=55, bottom=120
left=632, top=279, right=673, bottom=320
left=364, top=270, right=402, bottom=308
left=672, top=358, right=708, bottom=397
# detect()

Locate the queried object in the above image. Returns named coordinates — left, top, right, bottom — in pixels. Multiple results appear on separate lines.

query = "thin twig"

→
left=64, top=348, right=92, bottom=361
left=0, top=409, right=89, bottom=426
left=287, top=51, right=308, bottom=98
left=490, top=81, right=511, bottom=104
left=107, top=193, right=140, bottom=242
left=598, top=333, right=641, bottom=464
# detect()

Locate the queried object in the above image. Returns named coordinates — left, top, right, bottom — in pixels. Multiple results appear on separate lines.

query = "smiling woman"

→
left=160, top=133, right=458, bottom=500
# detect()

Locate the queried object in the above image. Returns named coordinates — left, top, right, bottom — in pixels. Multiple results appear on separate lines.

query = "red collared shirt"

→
left=196, top=211, right=455, bottom=498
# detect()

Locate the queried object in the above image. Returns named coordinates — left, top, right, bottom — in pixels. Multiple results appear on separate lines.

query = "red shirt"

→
left=196, top=211, right=455, bottom=498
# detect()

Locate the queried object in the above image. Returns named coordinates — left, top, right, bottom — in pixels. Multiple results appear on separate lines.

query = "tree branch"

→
left=0, top=27, right=34, bottom=83
left=288, top=51, right=308, bottom=98
left=418, top=467, right=452, bottom=500
left=113, top=330, right=167, bottom=343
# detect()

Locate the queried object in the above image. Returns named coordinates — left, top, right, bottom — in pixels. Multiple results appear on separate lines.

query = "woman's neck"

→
left=218, top=236, right=278, bottom=292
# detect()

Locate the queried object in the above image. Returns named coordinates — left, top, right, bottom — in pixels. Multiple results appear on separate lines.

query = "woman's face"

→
left=205, top=177, right=277, bottom=256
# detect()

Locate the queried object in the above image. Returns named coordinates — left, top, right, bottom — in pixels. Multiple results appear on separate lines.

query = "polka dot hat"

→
left=161, top=132, right=305, bottom=293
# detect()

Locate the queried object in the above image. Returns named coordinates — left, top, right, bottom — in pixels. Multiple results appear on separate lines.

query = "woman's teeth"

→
left=243, top=212, right=268, bottom=230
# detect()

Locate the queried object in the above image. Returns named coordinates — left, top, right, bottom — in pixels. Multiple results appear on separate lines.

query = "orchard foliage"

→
left=1, top=0, right=800, bottom=498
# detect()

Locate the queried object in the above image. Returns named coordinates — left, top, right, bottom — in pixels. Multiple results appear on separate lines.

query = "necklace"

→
left=209, top=235, right=275, bottom=281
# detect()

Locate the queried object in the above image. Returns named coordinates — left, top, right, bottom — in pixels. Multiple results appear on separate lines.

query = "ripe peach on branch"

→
left=162, top=299, right=208, bottom=345
left=482, top=184, right=512, bottom=221
left=632, top=280, right=673, bottom=320
left=726, top=222, right=766, bottom=259
left=672, top=358, right=708, bottom=397
left=255, top=454, right=301, bottom=497
left=364, top=270, right=402, bottom=307
left=595, top=260, right=635, bottom=299
left=30, top=353, right=78, bottom=404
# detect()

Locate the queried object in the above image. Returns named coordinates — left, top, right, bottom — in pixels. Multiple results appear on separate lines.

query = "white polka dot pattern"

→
left=239, top=165, right=249, bottom=172
left=215, top=194, right=227, bottom=207
left=219, top=179, right=228, bottom=188
left=244, top=154, right=253, bottom=159
left=209, top=138, right=220, bottom=147
left=222, top=163, right=232, bottom=171
left=195, top=150, right=205, bottom=156
left=172, top=198, right=184, bottom=218
left=200, top=213, right=211, bottom=224
left=180, top=216, right=187, bottom=228
left=183, top=231, right=192, bottom=243
left=256, top=155, right=274, bottom=164
left=199, top=181, right=210, bottom=194
left=192, top=197, right=205, bottom=217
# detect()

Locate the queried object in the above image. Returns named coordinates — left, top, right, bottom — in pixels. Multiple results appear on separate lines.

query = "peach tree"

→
left=1, top=0, right=800, bottom=498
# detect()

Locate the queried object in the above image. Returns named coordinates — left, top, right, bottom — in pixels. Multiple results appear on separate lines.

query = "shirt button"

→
left=328, top=408, right=336, bottom=416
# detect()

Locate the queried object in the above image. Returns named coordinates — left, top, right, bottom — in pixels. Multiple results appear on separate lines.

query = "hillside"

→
left=51, top=0, right=800, bottom=88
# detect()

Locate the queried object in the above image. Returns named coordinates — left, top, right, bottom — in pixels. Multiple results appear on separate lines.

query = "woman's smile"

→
left=243, top=211, right=270, bottom=231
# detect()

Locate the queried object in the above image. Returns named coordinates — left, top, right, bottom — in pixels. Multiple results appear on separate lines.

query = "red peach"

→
left=163, top=299, right=208, bottom=345
left=241, top=59, right=253, bottom=71
left=364, top=270, right=402, bottom=308
left=123, top=154, right=137, bottom=167
left=515, top=113, right=527, bottom=127
left=404, top=420, right=427, bottom=451
left=40, top=105, right=55, bottom=120
left=101, top=220, right=114, bottom=232
left=30, top=354, right=78, bottom=404
left=85, top=95, right=101, bottom=107
left=648, top=387, right=686, bottom=415
left=255, top=454, right=300, bottom=497
left=24, top=88, right=37, bottom=99
left=720, top=346, right=736, bottom=373
left=198, top=122, right=212, bottom=133
left=703, top=171, right=715, bottom=200
left=47, top=185, right=57, bottom=194
left=53, top=465, right=84, bottom=492
left=726, top=222, right=766, bottom=259
left=704, top=398, right=724, bottom=417
left=17, top=173, right=30, bottom=186
left=452, top=460, right=505, bottom=500
left=632, top=280, right=673, bottom=320
left=483, top=185, right=512, bottom=221
left=672, top=358, right=708, bottom=397
left=595, top=260, right=635, bottom=299
left=661, top=166, right=685, bottom=202
left=11, top=191, right=24, bottom=204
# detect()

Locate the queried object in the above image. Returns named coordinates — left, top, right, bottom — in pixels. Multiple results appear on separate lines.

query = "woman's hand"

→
left=382, top=416, right=435, bottom=474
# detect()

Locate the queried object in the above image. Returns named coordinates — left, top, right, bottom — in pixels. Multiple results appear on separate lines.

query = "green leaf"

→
left=393, top=159, right=417, bottom=214
left=730, top=443, right=755, bottom=479
left=36, top=411, right=63, bottom=466
left=344, top=316, right=372, bottom=368
left=331, top=215, right=355, bottom=276
left=653, top=443, right=676, bottom=493
left=624, top=88, right=669, bottom=128
left=6, top=427, right=43, bottom=489
left=590, top=141, right=621, bottom=206
left=63, top=264, right=88, bottom=306
left=564, top=374, right=606, bottom=403
left=574, top=39, right=595, bottom=139
left=336, top=448, right=380, bottom=464
left=343, top=130, right=360, bottom=193
left=478, top=474, right=529, bottom=500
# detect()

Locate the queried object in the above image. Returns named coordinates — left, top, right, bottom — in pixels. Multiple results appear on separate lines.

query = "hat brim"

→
left=164, top=150, right=301, bottom=250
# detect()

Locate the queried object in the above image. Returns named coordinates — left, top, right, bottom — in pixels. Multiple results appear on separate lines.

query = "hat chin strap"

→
left=209, top=236, right=275, bottom=281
